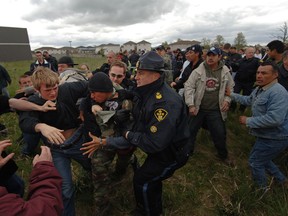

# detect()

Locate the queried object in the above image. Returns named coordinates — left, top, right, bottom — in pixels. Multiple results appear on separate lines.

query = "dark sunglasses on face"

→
left=110, top=73, right=124, bottom=79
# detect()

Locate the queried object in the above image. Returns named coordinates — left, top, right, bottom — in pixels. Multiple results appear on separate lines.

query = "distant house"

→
left=35, top=47, right=61, bottom=55
left=122, top=41, right=137, bottom=52
left=168, top=40, right=201, bottom=51
left=59, top=47, right=78, bottom=55
left=0, top=26, right=32, bottom=61
left=77, top=46, right=96, bottom=54
left=35, top=47, right=77, bottom=55
left=136, top=40, right=151, bottom=52
left=95, top=43, right=120, bottom=55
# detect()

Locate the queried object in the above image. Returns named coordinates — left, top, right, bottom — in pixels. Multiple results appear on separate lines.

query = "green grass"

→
left=1, top=57, right=288, bottom=215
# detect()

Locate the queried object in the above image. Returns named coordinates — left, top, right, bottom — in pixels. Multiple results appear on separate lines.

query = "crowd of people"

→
left=0, top=39, right=288, bottom=216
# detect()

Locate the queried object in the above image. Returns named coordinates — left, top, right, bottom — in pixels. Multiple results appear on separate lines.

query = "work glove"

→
left=114, top=109, right=134, bottom=137
left=117, top=89, right=135, bottom=100
left=114, top=109, right=131, bottom=125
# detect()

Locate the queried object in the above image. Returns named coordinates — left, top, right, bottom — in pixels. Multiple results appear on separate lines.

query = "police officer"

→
left=82, top=51, right=192, bottom=216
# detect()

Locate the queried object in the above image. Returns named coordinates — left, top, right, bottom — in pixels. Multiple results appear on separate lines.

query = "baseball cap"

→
left=185, top=44, right=203, bottom=54
left=207, top=47, right=222, bottom=55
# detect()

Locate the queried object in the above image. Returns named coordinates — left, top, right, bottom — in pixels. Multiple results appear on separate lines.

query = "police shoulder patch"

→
left=154, top=108, right=168, bottom=122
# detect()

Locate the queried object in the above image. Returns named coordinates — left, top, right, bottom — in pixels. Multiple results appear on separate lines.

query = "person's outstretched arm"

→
left=0, top=146, right=63, bottom=216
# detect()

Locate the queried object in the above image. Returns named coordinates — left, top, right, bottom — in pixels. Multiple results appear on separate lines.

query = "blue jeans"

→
left=0, top=174, right=25, bottom=197
left=249, top=137, right=288, bottom=188
left=47, top=125, right=91, bottom=216
left=189, top=109, right=228, bottom=159
left=22, top=132, right=41, bottom=155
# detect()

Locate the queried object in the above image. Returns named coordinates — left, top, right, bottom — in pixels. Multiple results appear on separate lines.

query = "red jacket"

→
left=0, top=161, right=63, bottom=216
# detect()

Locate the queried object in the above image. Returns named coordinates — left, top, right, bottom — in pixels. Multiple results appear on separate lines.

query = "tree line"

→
left=163, top=21, right=288, bottom=50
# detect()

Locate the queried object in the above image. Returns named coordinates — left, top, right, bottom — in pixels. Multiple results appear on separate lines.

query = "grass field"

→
left=1, top=57, right=288, bottom=216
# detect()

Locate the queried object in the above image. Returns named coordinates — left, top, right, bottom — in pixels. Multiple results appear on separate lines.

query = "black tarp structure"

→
left=0, top=26, right=32, bottom=62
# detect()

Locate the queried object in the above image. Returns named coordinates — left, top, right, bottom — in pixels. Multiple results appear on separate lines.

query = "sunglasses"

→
left=110, top=73, right=124, bottom=79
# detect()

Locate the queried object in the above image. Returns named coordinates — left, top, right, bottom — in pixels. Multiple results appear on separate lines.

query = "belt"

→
left=45, top=132, right=83, bottom=150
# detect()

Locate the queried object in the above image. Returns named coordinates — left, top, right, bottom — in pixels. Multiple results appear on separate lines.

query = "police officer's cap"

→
left=137, top=51, right=164, bottom=73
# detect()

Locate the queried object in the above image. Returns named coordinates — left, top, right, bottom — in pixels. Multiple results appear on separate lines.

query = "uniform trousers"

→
left=133, top=154, right=186, bottom=216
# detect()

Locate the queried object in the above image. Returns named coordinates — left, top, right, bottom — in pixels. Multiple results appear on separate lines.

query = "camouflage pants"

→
left=164, top=70, right=173, bottom=85
left=91, top=148, right=134, bottom=207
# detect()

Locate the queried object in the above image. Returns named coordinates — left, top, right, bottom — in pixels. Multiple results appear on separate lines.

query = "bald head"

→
left=245, top=47, right=255, bottom=59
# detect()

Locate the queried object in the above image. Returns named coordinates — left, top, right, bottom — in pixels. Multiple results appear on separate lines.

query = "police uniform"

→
left=124, top=52, right=191, bottom=215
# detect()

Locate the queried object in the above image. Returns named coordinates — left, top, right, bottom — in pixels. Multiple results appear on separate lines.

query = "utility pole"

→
left=68, top=41, right=72, bottom=56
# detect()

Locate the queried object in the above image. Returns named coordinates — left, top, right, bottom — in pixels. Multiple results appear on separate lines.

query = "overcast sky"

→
left=1, top=0, right=287, bottom=50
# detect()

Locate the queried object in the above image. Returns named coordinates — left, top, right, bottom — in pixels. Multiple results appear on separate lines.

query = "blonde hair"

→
left=31, top=67, right=59, bottom=90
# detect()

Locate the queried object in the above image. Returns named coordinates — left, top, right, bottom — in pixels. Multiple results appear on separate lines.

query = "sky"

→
left=1, top=0, right=287, bottom=50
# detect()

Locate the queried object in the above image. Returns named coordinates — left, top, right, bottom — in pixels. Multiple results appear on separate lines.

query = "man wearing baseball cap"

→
left=171, top=44, right=203, bottom=92
left=184, top=47, right=235, bottom=166
left=82, top=51, right=192, bottom=215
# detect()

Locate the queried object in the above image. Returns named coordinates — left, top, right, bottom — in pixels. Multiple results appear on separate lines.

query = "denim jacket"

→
left=231, top=80, right=288, bottom=140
